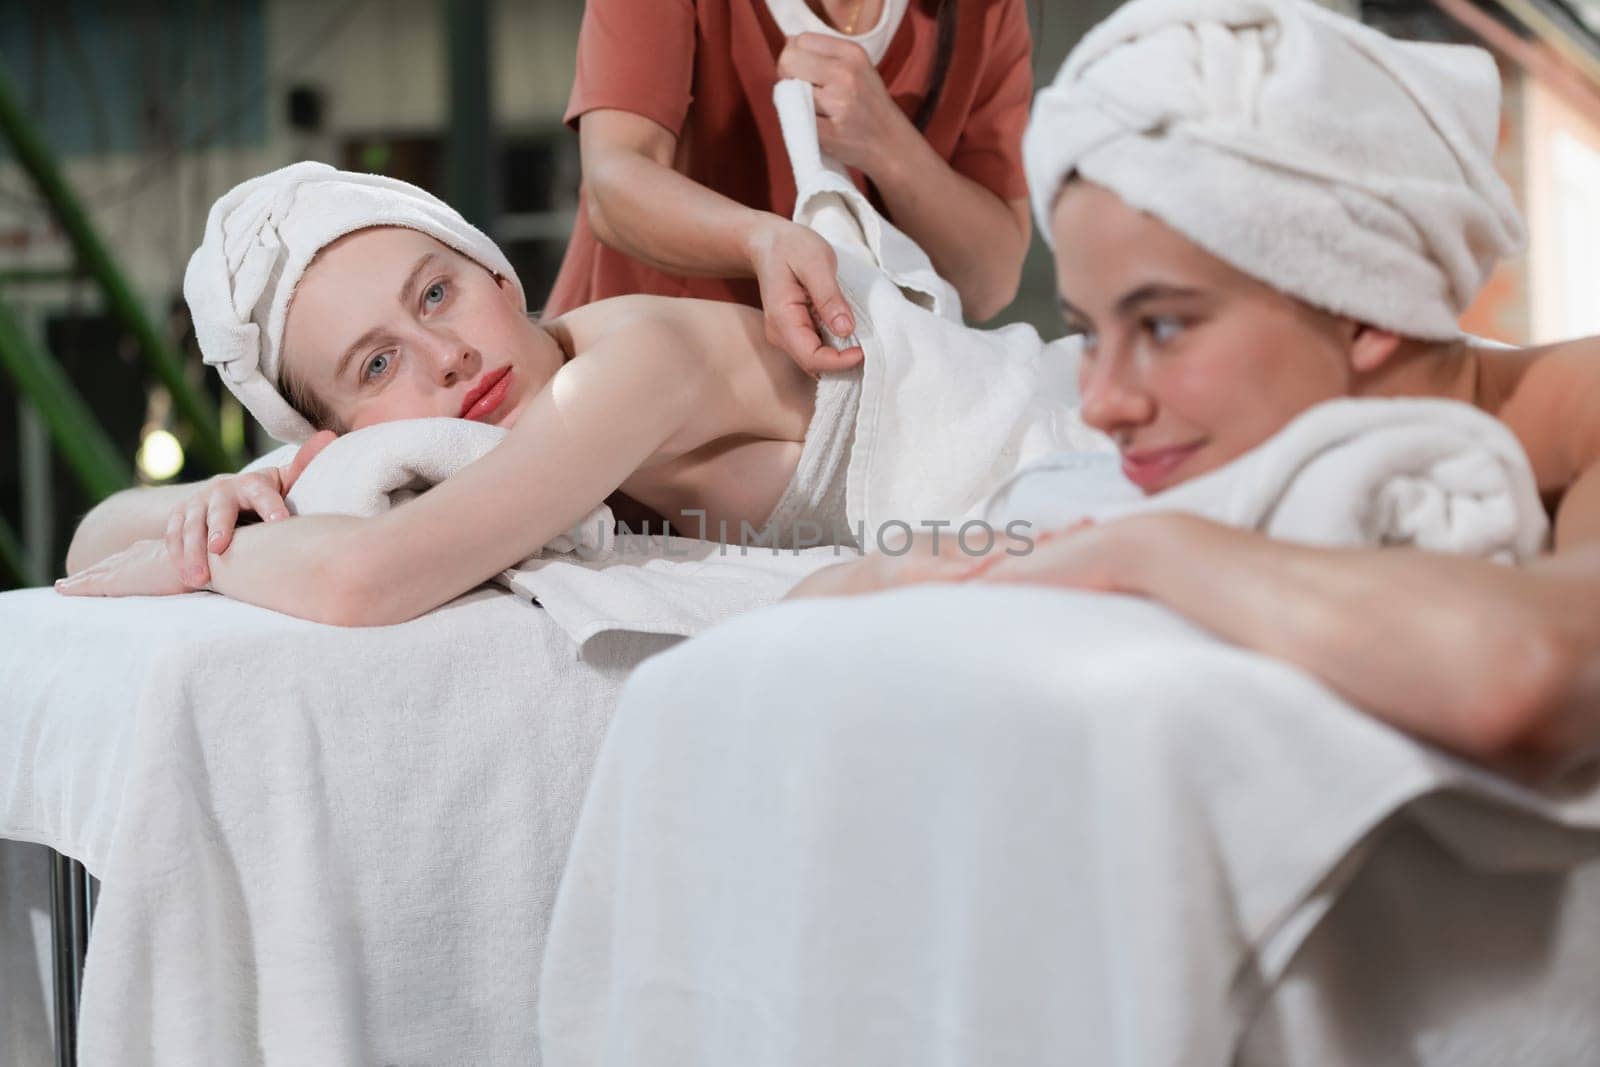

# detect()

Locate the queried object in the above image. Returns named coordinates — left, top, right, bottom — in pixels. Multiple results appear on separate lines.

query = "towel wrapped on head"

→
left=183, top=161, right=523, bottom=444
left=1022, top=0, right=1525, bottom=340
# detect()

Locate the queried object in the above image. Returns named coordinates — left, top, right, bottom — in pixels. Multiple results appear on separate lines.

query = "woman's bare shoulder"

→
left=1489, top=336, right=1600, bottom=486
left=547, top=295, right=764, bottom=367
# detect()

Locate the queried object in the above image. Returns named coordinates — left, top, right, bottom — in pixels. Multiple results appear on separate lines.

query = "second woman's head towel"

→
left=1022, top=0, right=1525, bottom=340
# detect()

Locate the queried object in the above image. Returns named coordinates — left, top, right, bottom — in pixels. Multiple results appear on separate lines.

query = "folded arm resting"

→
left=205, top=328, right=710, bottom=626
left=1078, top=515, right=1600, bottom=770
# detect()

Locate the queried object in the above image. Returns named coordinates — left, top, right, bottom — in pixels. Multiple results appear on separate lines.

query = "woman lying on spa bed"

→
left=791, top=0, right=1600, bottom=771
left=58, top=163, right=839, bottom=625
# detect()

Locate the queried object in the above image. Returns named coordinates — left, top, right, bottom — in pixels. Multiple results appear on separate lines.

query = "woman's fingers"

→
left=776, top=40, right=839, bottom=87
left=790, top=237, right=855, bottom=339
left=56, top=540, right=190, bottom=598
left=164, top=509, right=186, bottom=577
left=767, top=297, right=831, bottom=376
left=181, top=498, right=212, bottom=587
left=242, top=479, right=289, bottom=524
left=206, top=495, right=241, bottom=557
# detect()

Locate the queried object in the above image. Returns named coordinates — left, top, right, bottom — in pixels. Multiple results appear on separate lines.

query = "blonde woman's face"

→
left=1050, top=181, right=1357, bottom=493
left=281, top=227, right=561, bottom=432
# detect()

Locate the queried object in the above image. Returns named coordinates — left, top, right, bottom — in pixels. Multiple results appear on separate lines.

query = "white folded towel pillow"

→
left=184, top=162, right=522, bottom=444
left=1022, top=0, right=1526, bottom=340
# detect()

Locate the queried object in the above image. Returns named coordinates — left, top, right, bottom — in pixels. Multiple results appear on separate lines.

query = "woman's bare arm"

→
left=66, top=481, right=214, bottom=574
left=976, top=482, right=1600, bottom=773
left=211, top=331, right=712, bottom=625
left=62, top=318, right=715, bottom=625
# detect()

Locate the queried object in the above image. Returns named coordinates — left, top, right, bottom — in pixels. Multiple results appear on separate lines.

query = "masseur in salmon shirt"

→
left=547, top=0, right=1036, bottom=373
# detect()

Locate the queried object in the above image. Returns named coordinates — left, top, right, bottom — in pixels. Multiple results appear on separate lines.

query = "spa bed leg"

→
left=48, top=849, right=94, bottom=1067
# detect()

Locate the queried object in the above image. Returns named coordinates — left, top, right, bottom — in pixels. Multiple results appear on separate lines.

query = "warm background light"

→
left=136, top=429, right=185, bottom=483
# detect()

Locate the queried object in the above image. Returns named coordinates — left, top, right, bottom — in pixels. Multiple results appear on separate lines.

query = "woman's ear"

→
left=1348, top=323, right=1403, bottom=374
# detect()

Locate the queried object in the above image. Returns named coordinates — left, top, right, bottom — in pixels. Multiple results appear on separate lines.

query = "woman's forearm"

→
left=66, top=481, right=208, bottom=574
left=1120, top=516, right=1597, bottom=766
left=865, top=124, right=1029, bottom=321
left=206, top=514, right=369, bottom=623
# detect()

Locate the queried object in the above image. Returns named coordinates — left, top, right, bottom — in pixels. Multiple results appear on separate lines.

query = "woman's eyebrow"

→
left=1115, top=283, right=1204, bottom=317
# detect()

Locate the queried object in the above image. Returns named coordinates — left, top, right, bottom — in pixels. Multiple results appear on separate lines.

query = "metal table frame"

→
left=47, top=849, right=95, bottom=1067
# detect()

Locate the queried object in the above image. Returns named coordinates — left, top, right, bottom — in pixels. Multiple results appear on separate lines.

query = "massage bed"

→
left=0, top=583, right=675, bottom=1065
left=540, top=581, right=1600, bottom=1067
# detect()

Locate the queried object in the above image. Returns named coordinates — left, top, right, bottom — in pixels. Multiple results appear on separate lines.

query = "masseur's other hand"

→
left=778, top=34, right=906, bottom=176
left=165, top=430, right=336, bottom=587
left=747, top=216, right=863, bottom=376
left=56, top=539, right=190, bottom=599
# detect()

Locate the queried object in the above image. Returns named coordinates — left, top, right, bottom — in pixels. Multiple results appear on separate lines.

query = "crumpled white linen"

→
left=0, top=584, right=677, bottom=1066
left=1022, top=0, right=1525, bottom=339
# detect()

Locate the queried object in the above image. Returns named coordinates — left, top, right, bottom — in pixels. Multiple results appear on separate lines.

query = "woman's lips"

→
left=460, top=366, right=513, bottom=421
left=1121, top=441, right=1204, bottom=492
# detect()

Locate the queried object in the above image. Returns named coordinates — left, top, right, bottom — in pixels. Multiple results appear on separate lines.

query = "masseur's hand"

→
left=55, top=539, right=191, bottom=599
left=165, top=430, right=336, bottom=588
left=778, top=34, right=910, bottom=176
left=746, top=216, right=863, bottom=376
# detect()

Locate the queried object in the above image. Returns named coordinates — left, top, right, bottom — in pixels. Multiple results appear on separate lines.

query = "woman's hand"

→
left=55, top=539, right=192, bottom=599
left=972, top=517, right=1161, bottom=593
left=777, top=34, right=911, bottom=176
left=787, top=529, right=1018, bottom=600
left=165, top=431, right=336, bottom=588
left=745, top=217, right=864, bottom=375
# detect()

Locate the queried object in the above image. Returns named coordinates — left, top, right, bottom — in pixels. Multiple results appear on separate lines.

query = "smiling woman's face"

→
left=1050, top=181, right=1359, bottom=493
left=280, top=226, right=563, bottom=433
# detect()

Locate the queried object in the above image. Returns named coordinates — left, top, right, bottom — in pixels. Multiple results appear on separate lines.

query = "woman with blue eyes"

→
left=58, top=162, right=845, bottom=619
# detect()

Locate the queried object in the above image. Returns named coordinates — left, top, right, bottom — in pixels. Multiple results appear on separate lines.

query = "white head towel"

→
left=183, top=161, right=523, bottom=444
left=1022, top=0, right=1525, bottom=340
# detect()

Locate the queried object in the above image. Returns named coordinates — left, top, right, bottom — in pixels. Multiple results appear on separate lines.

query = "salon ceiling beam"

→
left=0, top=296, right=132, bottom=502
left=0, top=59, right=240, bottom=475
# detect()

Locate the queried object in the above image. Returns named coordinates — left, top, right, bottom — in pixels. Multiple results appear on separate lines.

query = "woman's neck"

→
left=806, top=0, right=881, bottom=34
left=1356, top=337, right=1481, bottom=408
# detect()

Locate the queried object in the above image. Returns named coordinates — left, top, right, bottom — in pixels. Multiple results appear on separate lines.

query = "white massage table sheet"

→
left=541, top=584, right=1600, bottom=1066
left=0, top=585, right=671, bottom=1065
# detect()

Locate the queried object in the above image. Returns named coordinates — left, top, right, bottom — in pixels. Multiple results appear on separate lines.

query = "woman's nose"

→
left=1079, top=354, right=1155, bottom=436
left=434, top=338, right=482, bottom=386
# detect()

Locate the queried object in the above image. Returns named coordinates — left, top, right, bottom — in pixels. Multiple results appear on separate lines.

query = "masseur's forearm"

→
left=865, top=123, right=1028, bottom=322
left=1122, top=517, right=1600, bottom=768
left=584, top=148, right=778, bottom=280
left=66, top=482, right=205, bottom=574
